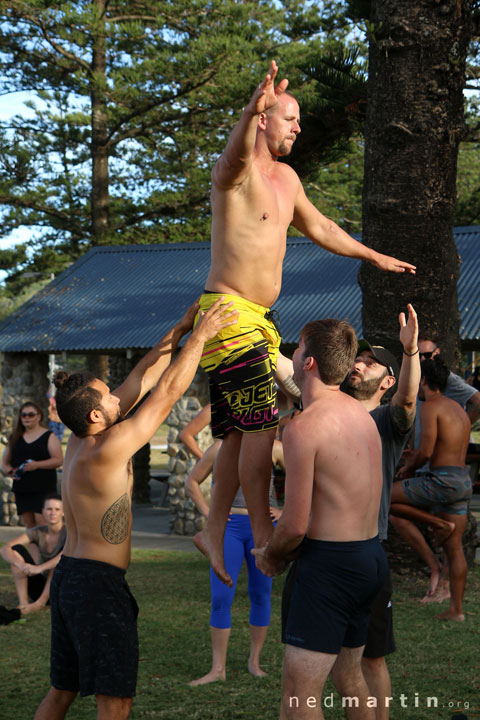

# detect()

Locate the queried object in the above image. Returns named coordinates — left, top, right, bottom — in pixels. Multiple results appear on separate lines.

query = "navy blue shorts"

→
left=363, top=560, right=396, bottom=659
left=50, top=556, right=139, bottom=698
left=282, top=536, right=388, bottom=654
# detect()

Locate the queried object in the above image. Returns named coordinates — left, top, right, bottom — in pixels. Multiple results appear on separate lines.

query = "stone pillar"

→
left=0, top=352, right=50, bottom=524
left=0, top=352, right=50, bottom=437
left=166, top=369, right=211, bottom=535
left=87, top=353, right=109, bottom=382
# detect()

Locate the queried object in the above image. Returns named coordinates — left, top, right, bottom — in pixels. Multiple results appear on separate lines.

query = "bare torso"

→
left=421, top=395, right=470, bottom=469
left=61, top=429, right=133, bottom=570
left=293, top=392, right=383, bottom=542
left=206, top=160, right=300, bottom=308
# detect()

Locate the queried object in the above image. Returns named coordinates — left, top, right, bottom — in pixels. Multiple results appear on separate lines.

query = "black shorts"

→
left=12, top=544, right=47, bottom=602
left=363, top=559, right=396, bottom=659
left=282, top=536, right=388, bottom=654
left=50, top=556, right=139, bottom=698
left=14, top=492, right=46, bottom=515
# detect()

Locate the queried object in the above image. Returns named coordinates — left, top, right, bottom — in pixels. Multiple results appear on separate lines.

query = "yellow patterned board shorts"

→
left=195, top=292, right=281, bottom=438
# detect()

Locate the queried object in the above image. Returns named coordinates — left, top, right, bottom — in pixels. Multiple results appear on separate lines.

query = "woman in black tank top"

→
left=1, top=401, right=63, bottom=528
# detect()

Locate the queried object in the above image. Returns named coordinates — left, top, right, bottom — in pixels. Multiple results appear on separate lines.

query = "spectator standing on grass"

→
left=1, top=402, right=63, bottom=529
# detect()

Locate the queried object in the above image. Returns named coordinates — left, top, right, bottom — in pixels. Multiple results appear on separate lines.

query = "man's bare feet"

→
left=189, top=669, right=226, bottom=686
left=419, top=578, right=451, bottom=604
left=433, top=521, right=455, bottom=547
left=435, top=610, right=465, bottom=622
left=19, top=601, right=42, bottom=615
left=194, top=530, right=233, bottom=587
left=248, top=660, right=267, bottom=678
left=423, top=563, right=440, bottom=599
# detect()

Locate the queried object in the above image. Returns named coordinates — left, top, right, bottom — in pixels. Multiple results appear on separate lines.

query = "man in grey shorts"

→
left=391, top=358, right=471, bottom=621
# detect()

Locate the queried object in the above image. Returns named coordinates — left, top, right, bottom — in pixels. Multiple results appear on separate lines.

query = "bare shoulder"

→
left=90, top=419, right=138, bottom=461
left=420, top=398, right=441, bottom=422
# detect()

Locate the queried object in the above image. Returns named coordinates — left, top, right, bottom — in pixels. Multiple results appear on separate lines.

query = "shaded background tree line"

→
left=0, top=0, right=367, bottom=290
left=0, top=0, right=479, bottom=366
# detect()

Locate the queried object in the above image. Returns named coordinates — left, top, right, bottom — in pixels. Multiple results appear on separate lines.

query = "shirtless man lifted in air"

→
left=195, top=60, right=416, bottom=585
left=33, top=299, right=237, bottom=720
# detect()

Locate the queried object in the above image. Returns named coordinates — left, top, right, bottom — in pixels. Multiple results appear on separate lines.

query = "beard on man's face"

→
left=344, top=373, right=385, bottom=401
left=100, top=405, right=123, bottom=428
left=279, top=141, right=294, bottom=156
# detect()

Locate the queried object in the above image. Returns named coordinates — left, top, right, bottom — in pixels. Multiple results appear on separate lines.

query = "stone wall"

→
left=1, top=484, right=18, bottom=526
left=0, top=352, right=50, bottom=438
left=166, top=369, right=211, bottom=535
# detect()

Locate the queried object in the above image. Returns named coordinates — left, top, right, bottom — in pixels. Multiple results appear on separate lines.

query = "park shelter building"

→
left=0, top=227, right=479, bottom=357
left=0, top=227, right=479, bottom=528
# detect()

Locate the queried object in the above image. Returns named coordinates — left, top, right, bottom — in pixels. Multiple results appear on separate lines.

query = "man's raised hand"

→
left=399, top=303, right=419, bottom=355
left=246, top=60, right=289, bottom=116
left=193, top=297, right=238, bottom=343
left=177, top=300, right=200, bottom=336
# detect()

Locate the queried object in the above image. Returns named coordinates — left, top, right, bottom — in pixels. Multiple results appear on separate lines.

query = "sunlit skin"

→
left=195, top=61, right=416, bottom=589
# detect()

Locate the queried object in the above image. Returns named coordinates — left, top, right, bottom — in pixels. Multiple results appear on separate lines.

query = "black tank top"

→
left=11, top=431, right=57, bottom=495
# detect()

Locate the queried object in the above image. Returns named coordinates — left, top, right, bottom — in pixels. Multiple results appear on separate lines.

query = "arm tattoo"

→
left=101, top=493, right=130, bottom=544
left=390, top=404, right=415, bottom=434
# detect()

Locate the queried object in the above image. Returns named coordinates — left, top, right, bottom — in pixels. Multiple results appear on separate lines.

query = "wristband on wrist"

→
left=403, top=348, right=419, bottom=357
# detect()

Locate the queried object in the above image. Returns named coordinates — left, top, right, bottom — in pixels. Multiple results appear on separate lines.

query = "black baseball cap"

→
left=357, top=340, right=400, bottom=379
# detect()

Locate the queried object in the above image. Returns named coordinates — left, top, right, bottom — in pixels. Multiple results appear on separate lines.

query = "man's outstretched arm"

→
left=104, top=299, right=238, bottom=459
left=292, top=183, right=416, bottom=274
left=113, top=302, right=200, bottom=415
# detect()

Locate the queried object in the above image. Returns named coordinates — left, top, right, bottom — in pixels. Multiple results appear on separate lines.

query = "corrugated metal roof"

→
left=0, top=227, right=478, bottom=353
left=455, top=226, right=480, bottom=341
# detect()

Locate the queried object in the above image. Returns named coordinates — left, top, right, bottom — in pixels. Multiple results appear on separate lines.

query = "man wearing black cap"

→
left=337, top=303, right=420, bottom=720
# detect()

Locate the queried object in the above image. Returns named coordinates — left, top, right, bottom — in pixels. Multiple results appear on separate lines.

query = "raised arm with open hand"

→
left=245, top=59, right=289, bottom=116
left=399, top=303, right=419, bottom=353
left=192, top=298, right=238, bottom=343
left=391, top=303, right=420, bottom=433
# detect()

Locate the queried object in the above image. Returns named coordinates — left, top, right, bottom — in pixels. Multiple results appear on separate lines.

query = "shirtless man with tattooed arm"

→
left=33, top=298, right=237, bottom=720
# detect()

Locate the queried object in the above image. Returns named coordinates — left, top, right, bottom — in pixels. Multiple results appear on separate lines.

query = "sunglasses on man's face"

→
left=419, top=351, right=434, bottom=359
left=21, top=412, right=38, bottom=418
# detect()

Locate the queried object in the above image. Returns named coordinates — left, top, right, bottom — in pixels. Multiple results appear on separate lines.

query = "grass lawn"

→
left=0, top=551, right=478, bottom=720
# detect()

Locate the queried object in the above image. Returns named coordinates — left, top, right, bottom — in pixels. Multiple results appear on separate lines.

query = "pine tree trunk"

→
left=360, top=1, right=473, bottom=369
left=91, top=0, right=109, bottom=242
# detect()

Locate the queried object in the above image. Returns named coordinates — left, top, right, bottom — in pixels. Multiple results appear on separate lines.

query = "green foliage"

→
left=282, top=45, right=367, bottom=179
left=0, top=277, right=51, bottom=321
left=0, top=0, right=367, bottom=293
left=0, top=550, right=479, bottom=719
left=301, top=137, right=364, bottom=233
left=455, top=140, right=480, bottom=225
